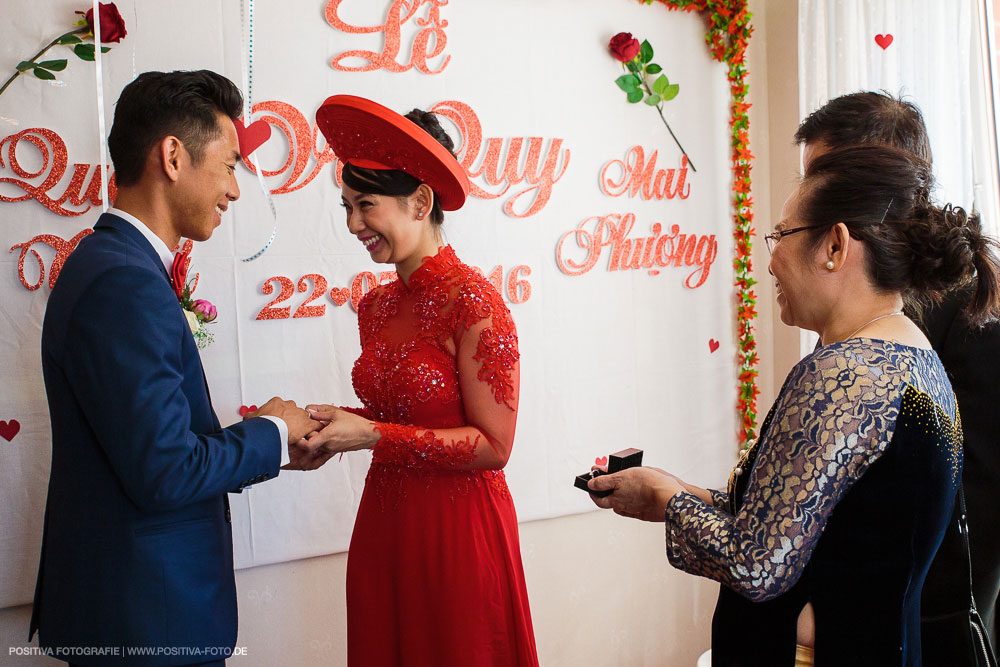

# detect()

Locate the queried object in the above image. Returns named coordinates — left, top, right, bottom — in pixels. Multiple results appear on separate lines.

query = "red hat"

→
left=316, top=95, right=470, bottom=211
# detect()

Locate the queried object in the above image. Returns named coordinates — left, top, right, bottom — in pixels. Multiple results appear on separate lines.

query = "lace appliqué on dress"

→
left=454, top=282, right=519, bottom=409
left=372, top=423, right=478, bottom=467
left=349, top=246, right=520, bottom=504
left=352, top=246, right=519, bottom=425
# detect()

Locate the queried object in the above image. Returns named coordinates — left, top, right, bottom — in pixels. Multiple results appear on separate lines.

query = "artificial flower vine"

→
left=638, top=0, right=757, bottom=452
left=0, top=2, right=127, bottom=99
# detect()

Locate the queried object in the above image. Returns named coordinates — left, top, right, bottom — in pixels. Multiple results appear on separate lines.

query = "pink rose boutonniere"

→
left=170, top=242, right=216, bottom=350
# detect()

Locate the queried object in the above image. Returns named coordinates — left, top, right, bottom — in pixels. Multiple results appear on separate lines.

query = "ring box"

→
left=574, top=448, right=644, bottom=497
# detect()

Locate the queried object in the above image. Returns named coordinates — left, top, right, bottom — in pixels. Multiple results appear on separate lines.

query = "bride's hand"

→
left=302, top=405, right=379, bottom=454
left=304, top=403, right=336, bottom=425
left=282, top=441, right=336, bottom=471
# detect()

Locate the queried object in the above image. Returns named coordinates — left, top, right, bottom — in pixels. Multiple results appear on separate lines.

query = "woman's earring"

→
left=417, top=212, right=425, bottom=220
left=825, top=261, right=835, bottom=270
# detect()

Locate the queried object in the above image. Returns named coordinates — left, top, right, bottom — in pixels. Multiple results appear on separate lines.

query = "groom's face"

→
left=172, top=112, right=241, bottom=242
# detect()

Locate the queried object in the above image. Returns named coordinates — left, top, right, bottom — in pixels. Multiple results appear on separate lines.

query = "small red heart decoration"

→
left=329, top=287, right=350, bottom=306
left=875, top=34, right=893, bottom=50
left=708, top=339, right=720, bottom=353
left=233, top=117, right=272, bottom=158
left=0, top=419, right=21, bottom=442
left=594, top=456, right=608, bottom=467
left=238, top=405, right=258, bottom=417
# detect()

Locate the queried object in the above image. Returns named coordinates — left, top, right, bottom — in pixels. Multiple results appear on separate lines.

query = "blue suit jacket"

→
left=30, top=213, right=280, bottom=665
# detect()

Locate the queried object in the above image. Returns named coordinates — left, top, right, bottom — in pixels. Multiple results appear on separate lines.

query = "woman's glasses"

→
left=764, top=225, right=815, bottom=254
left=765, top=199, right=894, bottom=254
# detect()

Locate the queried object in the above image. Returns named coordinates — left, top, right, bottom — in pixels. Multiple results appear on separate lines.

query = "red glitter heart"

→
left=874, top=34, right=893, bottom=50
left=594, top=456, right=608, bottom=467
left=238, top=405, right=258, bottom=417
left=234, top=117, right=272, bottom=158
left=709, top=339, right=720, bottom=353
left=329, top=287, right=350, bottom=306
left=0, top=419, right=21, bottom=442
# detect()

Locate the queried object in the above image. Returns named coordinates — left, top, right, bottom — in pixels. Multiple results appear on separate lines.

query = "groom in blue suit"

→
left=30, top=70, right=321, bottom=666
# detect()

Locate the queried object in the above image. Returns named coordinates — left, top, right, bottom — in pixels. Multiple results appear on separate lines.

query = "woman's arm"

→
left=589, top=467, right=726, bottom=518
left=678, top=480, right=724, bottom=507
left=658, top=347, right=906, bottom=602
left=642, top=468, right=722, bottom=507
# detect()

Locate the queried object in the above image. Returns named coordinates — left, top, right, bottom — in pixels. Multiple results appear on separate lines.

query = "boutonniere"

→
left=170, top=240, right=216, bottom=350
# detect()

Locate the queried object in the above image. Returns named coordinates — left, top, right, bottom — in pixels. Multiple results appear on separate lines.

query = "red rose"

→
left=79, top=3, right=127, bottom=44
left=609, top=32, right=640, bottom=63
left=171, top=251, right=190, bottom=300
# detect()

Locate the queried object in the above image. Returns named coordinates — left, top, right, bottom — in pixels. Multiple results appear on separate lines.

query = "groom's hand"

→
left=255, top=397, right=322, bottom=444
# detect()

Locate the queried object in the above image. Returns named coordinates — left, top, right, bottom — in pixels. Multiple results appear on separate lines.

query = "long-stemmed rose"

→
left=608, top=31, right=696, bottom=172
left=77, top=3, right=128, bottom=44
left=609, top=32, right=641, bottom=62
left=0, top=2, right=126, bottom=99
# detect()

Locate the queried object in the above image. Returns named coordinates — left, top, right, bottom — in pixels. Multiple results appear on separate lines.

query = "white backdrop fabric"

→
left=0, top=0, right=739, bottom=608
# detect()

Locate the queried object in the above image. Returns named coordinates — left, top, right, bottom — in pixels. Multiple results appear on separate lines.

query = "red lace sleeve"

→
left=340, top=405, right=375, bottom=420
left=371, top=277, right=520, bottom=470
left=454, top=279, right=519, bottom=409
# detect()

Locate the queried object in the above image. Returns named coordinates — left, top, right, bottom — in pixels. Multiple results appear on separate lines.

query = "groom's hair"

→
left=108, top=70, right=243, bottom=187
left=794, top=91, right=932, bottom=164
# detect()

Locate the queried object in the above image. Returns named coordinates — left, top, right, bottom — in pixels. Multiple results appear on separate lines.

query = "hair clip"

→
left=878, top=198, right=894, bottom=224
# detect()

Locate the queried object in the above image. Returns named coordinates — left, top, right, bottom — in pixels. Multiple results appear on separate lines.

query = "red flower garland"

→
left=638, top=0, right=758, bottom=451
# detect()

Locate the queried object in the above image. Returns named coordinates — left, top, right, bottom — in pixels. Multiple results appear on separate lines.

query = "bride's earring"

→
left=417, top=211, right=425, bottom=220
left=825, top=261, right=835, bottom=270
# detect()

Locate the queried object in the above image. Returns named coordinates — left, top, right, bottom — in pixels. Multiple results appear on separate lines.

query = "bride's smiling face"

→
left=341, top=183, right=426, bottom=265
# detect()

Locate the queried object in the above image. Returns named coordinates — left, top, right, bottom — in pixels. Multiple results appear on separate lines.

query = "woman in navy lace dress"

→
left=589, top=145, right=1000, bottom=666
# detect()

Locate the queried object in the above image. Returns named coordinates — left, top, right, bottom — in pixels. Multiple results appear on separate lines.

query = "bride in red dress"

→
left=305, top=96, right=539, bottom=666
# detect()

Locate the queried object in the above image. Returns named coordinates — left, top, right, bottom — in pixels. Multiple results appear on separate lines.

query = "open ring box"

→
left=574, top=448, right=644, bottom=498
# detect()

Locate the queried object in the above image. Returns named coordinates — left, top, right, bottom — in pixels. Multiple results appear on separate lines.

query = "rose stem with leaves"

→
left=623, top=61, right=697, bottom=173
left=0, top=28, right=89, bottom=98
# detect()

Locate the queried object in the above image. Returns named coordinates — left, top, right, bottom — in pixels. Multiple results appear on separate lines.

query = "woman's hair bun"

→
left=405, top=109, right=455, bottom=155
left=802, top=144, right=1000, bottom=324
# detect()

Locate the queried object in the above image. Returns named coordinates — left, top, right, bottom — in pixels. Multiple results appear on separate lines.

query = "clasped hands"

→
left=587, top=466, right=686, bottom=522
left=242, top=398, right=378, bottom=471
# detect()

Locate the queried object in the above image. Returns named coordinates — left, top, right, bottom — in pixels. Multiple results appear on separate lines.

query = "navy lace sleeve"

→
left=662, top=340, right=955, bottom=602
left=708, top=489, right=730, bottom=510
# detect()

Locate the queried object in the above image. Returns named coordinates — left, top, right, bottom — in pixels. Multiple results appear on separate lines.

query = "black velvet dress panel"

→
left=920, top=291, right=1000, bottom=648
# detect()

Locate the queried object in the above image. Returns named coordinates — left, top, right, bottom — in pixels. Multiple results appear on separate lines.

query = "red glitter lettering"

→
left=326, top=0, right=451, bottom=75
left=556, top=213, right=716, bottom=288
left=600, top=146, right=691, bottom=201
